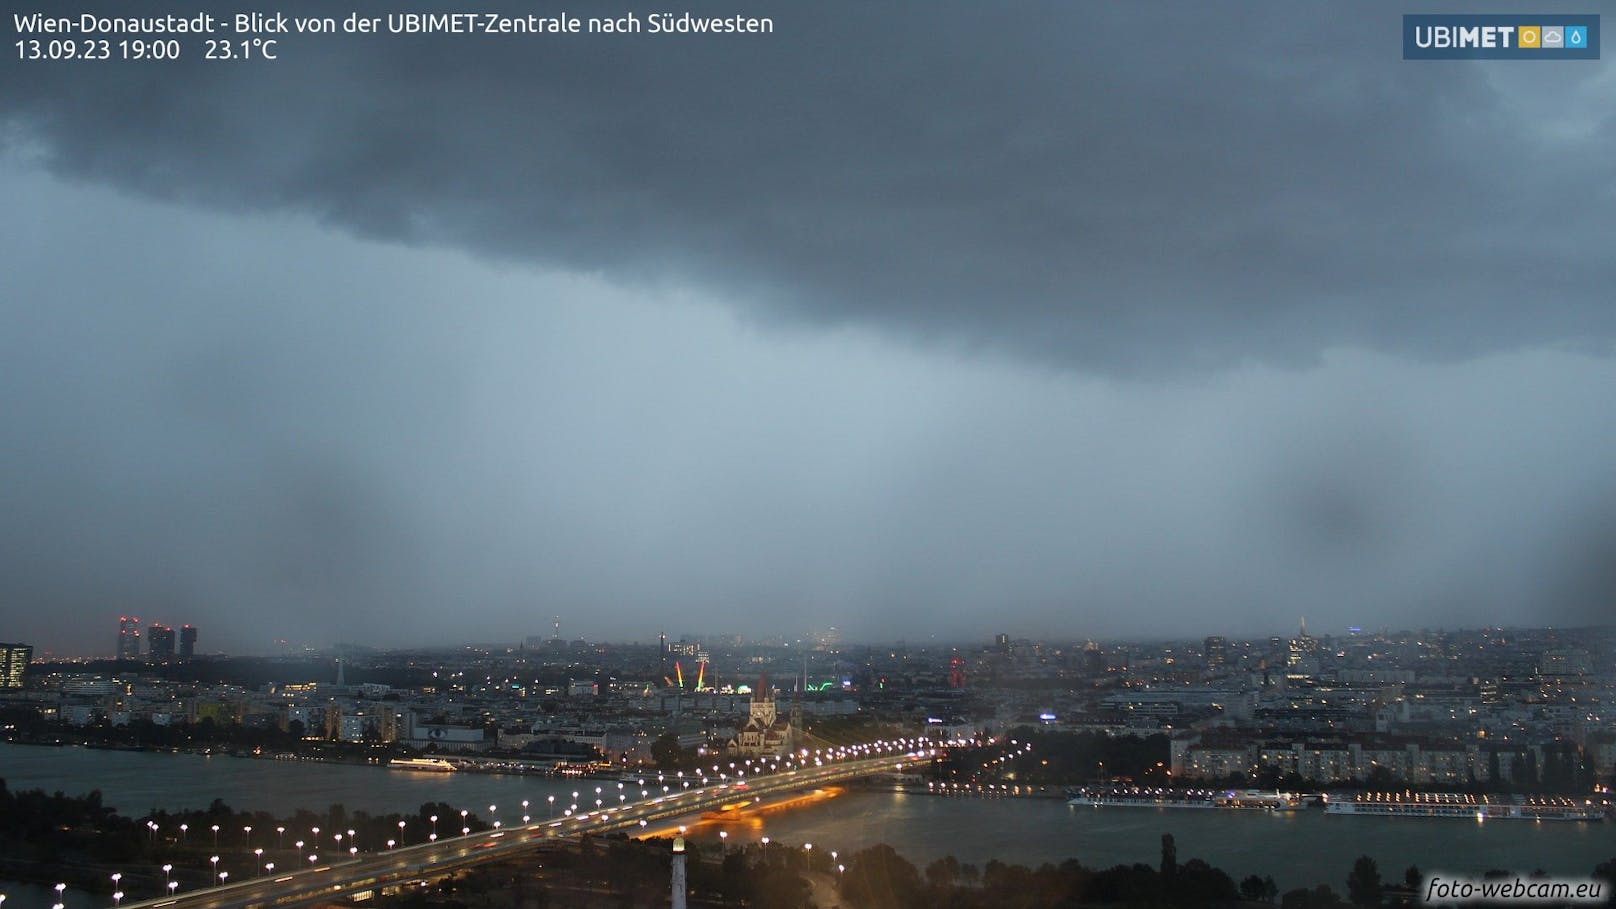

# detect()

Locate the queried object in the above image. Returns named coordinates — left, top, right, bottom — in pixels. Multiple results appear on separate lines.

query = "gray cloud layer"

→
left=2, top=2, right=1614, bottom=652
left=6, top=0, right=1614, bottom=372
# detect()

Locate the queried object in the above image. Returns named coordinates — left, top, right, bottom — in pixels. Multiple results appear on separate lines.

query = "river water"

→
left=2, top=743, right=1613, bottom=903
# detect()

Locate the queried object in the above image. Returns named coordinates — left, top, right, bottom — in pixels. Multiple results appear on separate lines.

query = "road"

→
left=119, top=743, right=932, bottom=909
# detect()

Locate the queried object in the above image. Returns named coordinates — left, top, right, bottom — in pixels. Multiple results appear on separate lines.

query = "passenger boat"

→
left=1324, top=791, right=1604, bottom=821
left=1066, top=786, right=1218, bottom=809
left=1216, top=789, right=1308, bottom=812
left=389, top=757, right=458, bottom=773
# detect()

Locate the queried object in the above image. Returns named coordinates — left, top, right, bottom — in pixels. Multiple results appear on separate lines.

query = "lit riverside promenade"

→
left=117, top=739, right=938, bottom=909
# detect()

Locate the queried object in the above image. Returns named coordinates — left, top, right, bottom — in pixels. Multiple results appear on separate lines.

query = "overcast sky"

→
left=3, top=1, right=1614, bottom=655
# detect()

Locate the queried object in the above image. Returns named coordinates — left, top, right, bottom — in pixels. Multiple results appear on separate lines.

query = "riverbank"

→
left=4, top=742, right=1613, bottom=896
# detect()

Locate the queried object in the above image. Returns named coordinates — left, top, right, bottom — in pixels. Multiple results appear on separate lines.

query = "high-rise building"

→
left=117, top=616, right=142, bottom=661
left=1082, top=640, right=1106, bottom=675
left=1203, top=636, right=1227, bottom=670
left=0, top=643, right=32, bottom=689
left=179, top=625, right=197, bottom=661
left=148, top=624, right=176, bottom=662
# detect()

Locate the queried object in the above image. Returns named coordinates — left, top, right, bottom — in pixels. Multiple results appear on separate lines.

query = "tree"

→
left=1591, top=857, right=1616, bottom=895
left=651, top=733, right=692, bottom=771
left=1243, top=874, right=1279, bottom=903
left=1161, top=833, right=1178, bottom=876
left=1282, top=885, right=1343, bottom=909
left=753, top=866, right=813, bottom=909
left=841, top=844, right=924, bottom=909
left=1364, top=765, right=1398, bottom=788
left=1403, top=866, right=1421, bottom=891
left=1346, top=856, right=1382, bottom=906
left=925, top=855, right=962, bottom=888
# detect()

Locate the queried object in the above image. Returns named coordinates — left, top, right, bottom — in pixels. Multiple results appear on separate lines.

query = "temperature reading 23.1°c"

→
left=205, top=38, right=278, bottom=60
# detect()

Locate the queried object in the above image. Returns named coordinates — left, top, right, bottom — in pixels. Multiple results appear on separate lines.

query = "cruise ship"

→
left=1215, top=789, right=1309, bottom=812
left=389, top=757, right=458, bottom=773
left=1066, top=786, right=1219, bottom=809
left=1324, top=791, right=1605, bottom=821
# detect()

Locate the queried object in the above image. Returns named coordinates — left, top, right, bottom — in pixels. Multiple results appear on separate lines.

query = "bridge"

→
left=120, top=740, right=937, bottom=909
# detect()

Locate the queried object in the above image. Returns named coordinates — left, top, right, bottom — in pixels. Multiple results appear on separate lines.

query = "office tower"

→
left=179, top=624, right=197, bottom=661
left=0, top=643, right=32, bottom=689
left=148, top=624, right=176, bottom=662
left=1203, top=635, right=1227, bottom=670
left=117, top=616, right=142, bottom=660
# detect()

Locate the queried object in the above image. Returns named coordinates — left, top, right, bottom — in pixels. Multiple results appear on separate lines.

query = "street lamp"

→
left=276, top=826, right=286, bottom=848
left=254, top=848, right=264, bottom=873
left=430, top=815, right=438, bottom=838
left=398, top=819, right=407, bottom=843
left=211, top=825, right=220, bottom=848
left=162, top=864, right=172, bottom=888
left=179, top=823, right=188, bottom=842
left=243, top=826, right=252, bottom=850
left=217, top=873, right=227, bottom=887
left=210, top=856, right=220, bottom=886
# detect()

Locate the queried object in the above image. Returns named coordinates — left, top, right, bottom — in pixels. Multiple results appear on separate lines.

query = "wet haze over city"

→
left=3, top=1, right=1615, bottom=655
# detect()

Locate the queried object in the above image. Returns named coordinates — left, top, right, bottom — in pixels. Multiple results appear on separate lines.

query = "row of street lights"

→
left=74, top=737, right=937, bottom=907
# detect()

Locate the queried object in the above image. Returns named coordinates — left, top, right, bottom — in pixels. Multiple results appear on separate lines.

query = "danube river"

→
left=3, top=743, right=1614, bottom=902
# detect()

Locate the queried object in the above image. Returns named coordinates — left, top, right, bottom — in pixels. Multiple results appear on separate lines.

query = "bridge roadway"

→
left=123, top=747, right=928, bottom=909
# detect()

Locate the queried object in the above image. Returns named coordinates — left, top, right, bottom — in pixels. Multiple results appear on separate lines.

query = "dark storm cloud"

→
left=4, top=2, right=1616, bottom=654
left=4, top=0, right=1612, bottom=372
left=2, top=177, right=1613, bottom=652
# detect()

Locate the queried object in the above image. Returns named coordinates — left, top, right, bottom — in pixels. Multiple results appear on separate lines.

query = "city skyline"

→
left=9, top=615, right=1609, bottom=662
left=4, top=1, right=1615, bottom=655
